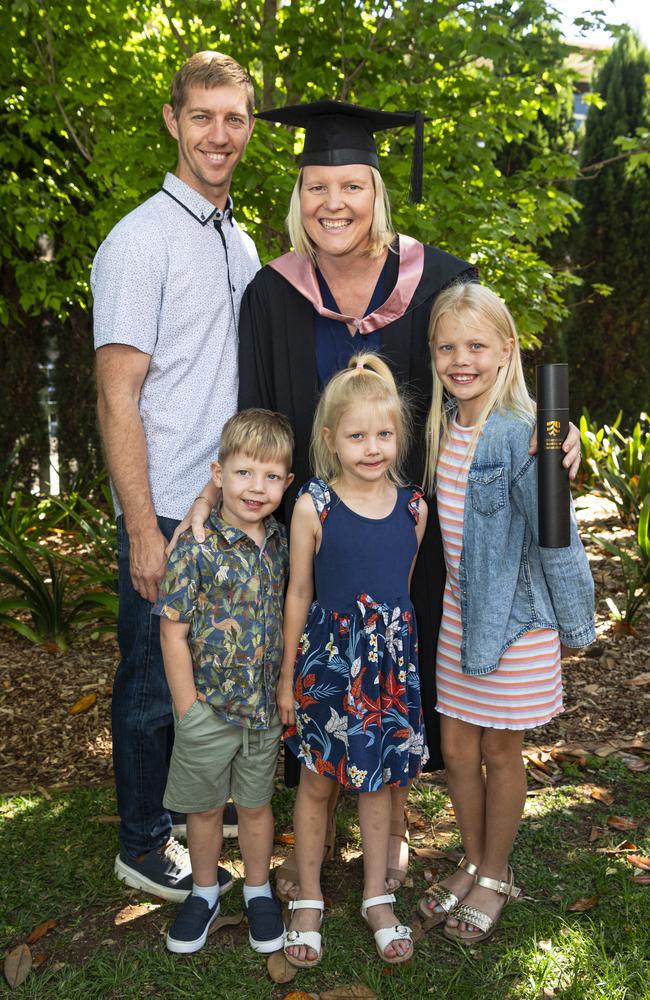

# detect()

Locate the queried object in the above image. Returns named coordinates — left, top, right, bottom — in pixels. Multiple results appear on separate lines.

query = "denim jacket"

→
left=451, top=408, right=595, bottom=676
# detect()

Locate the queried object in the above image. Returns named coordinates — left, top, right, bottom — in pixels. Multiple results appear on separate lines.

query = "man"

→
left=92, top=51, right=259, bottom=899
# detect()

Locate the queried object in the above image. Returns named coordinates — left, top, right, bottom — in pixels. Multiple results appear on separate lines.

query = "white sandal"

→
left=360, top=893, right=413, bottom=965
left=283, top=898, right=324, bottom=968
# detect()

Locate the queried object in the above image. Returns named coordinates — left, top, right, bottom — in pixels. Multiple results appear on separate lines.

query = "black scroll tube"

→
left=536, top=364, right=570, bottom=548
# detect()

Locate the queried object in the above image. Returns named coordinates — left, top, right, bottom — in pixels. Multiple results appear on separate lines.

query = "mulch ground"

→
left=1, top=495, right=648, bottom=793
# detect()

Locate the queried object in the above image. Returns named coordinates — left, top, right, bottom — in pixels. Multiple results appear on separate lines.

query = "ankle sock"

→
left=243, top=880, right=272, bottom=904
left=192, top=882, right=220, bottom=908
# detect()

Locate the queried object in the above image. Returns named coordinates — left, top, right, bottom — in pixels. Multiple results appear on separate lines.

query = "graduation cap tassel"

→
left=409, top=111, right=425, bottom=205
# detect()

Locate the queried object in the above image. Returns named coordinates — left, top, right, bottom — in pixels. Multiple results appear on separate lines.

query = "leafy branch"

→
left=32, top=0, right=93, bottom=162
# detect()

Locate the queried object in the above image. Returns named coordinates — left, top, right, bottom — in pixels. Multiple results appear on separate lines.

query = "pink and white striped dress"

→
left=435, top=420, right=563, bottom=730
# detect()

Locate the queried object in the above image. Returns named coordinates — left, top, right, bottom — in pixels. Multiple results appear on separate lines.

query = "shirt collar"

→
left=161, top=172, right=234, bottom=227
left=207, top=504, right=281, bottom=547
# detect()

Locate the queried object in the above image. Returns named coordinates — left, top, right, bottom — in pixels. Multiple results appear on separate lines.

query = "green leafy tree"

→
left=566, top=29, right=650, bottom=428
left=1, top=0, right=584, bottom=483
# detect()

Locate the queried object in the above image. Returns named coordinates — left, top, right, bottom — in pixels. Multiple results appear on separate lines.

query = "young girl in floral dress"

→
left=419, top=283, right=594, bottom=943
left=277, top=353, right=428, bottom=968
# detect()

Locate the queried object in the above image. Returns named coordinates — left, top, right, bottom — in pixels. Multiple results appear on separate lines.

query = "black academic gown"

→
left=238, top=239, right=477, bottom=772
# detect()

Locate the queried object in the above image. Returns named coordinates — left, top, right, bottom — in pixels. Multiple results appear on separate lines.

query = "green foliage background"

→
left=1, top=0, right=587, bottom=484
left=566, top=29, right=650, bottom=428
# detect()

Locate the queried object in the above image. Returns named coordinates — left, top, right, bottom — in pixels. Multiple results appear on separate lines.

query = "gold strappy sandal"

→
left=417, top=855, right=478, bottom=927
left=443, top=865, right=521, bottom=943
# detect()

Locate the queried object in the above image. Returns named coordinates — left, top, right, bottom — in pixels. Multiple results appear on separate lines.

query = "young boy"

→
left=152, top=409, right=294, bottom=954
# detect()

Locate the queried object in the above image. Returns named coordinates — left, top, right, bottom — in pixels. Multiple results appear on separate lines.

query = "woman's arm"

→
left=277, top=495, right=320, bottom=726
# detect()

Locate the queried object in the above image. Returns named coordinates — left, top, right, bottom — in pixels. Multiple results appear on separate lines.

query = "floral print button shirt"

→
left=152, top=506, right=288, bottom=729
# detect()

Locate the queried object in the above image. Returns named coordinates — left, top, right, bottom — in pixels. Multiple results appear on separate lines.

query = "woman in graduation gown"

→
left=183, top=100, right=580, bottom=902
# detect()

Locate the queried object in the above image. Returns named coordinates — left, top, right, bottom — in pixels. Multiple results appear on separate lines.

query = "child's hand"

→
left=277, top=675, right=296, bottom=727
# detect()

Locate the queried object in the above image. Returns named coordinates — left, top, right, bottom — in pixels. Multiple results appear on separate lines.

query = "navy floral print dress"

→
left=284, top=478, right=429, bottom=792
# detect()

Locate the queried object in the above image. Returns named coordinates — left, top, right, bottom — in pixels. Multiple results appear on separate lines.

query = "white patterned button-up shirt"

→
left=91, top=172, right=261, bottom=520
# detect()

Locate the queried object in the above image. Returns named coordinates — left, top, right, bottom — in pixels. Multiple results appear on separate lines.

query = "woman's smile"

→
left=300, top=164, right=375, bottom=256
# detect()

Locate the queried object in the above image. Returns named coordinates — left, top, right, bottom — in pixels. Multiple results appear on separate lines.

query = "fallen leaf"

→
left=607, top=815, right=638, bottom=832
left=281, top=993, right=318, bottom=1000
left=524, top=754, right=552, bottom=772
left=410, top=917, right=426, bottom=942
left=412, top=847, right=448, bottom=860
left=554, top=752, right=587, bottom=767
left=588, top=826, right=606, bottom=842
left=91, top=815, right=121, bottom=826
left=567, top=895, right=598, bottom=912
left=614, top=752, right=649, bottom=773
left=538, top=939, right=553, bottom=953
left=266, top=950, right=298, bottom=984
left=36, top=785, right=52, bottom=801
left=590, top=787, right=614, bottom=806
left=423, top=868, right=439, bottom=883
left=114, top=904, right=158, bottom=926
left=529, top=767, right=556, bottom=785
left=405, top=810, right=428, bottom=830
left=68, top=693, right=97, bottom=715
left=625, top=855, right=650, bottom=870
left=623, top=672, right=650, bottom=687
left=275, top=833, right=295, bottom=845
left=208, top=911, right=244, bottom=935
left=3, top=944, right=32, bottom=988
left=593, top=743, right=618, bottom=758
left=612, top=621, right=639, bottom=637
left=26, top=919, right=57, bottom=944
left=630, top=873, right=650, bottom=885
left=551, top=745, right=589, bottom=761
left=320, top=986, right=377, bottom=999
left=32, top=952, right=47, bottom=969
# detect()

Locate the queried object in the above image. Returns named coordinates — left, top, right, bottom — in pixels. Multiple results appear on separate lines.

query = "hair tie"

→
left=356, top=361, right=365, bottom=370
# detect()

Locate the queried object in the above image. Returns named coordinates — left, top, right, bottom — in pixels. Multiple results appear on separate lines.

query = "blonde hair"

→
left=424, top=283, right=535, bottom=494
left=170, top=51, right=255, bottom=117
left=286, top=166, right=395, bottom=263
left=310, top=354, right=410, bottom=486
left=218, top=408, right=294, bottom=470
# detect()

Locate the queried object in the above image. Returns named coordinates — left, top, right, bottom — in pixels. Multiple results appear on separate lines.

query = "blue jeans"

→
left=112, top=514, right=179, bottom=857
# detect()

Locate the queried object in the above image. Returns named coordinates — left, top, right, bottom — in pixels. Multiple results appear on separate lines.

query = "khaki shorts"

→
left=163, top=699, right=282, bottom=813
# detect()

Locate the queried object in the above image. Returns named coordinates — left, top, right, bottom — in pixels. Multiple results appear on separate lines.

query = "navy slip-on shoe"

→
left=114, top=837, right=234, bottom=902
left=245, top=892, right=285, bottom=953
left=166, top=895, right=221, bottom=954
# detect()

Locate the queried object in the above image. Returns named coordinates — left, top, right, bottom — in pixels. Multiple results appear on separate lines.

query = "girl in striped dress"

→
left=418, top=283, right=594, bottom=943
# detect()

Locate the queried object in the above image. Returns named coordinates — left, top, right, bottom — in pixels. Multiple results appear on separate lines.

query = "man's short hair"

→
left=218, top=409, right=294, bottom=471
left=170, top=51, right=255, bottom=117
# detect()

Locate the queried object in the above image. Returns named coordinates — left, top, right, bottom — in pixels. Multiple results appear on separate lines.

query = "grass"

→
left=2, top=760, right=649, bottom=999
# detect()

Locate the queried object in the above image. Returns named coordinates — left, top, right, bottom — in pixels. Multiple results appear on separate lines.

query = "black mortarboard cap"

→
left=256, top=100, right=426, bottom=204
